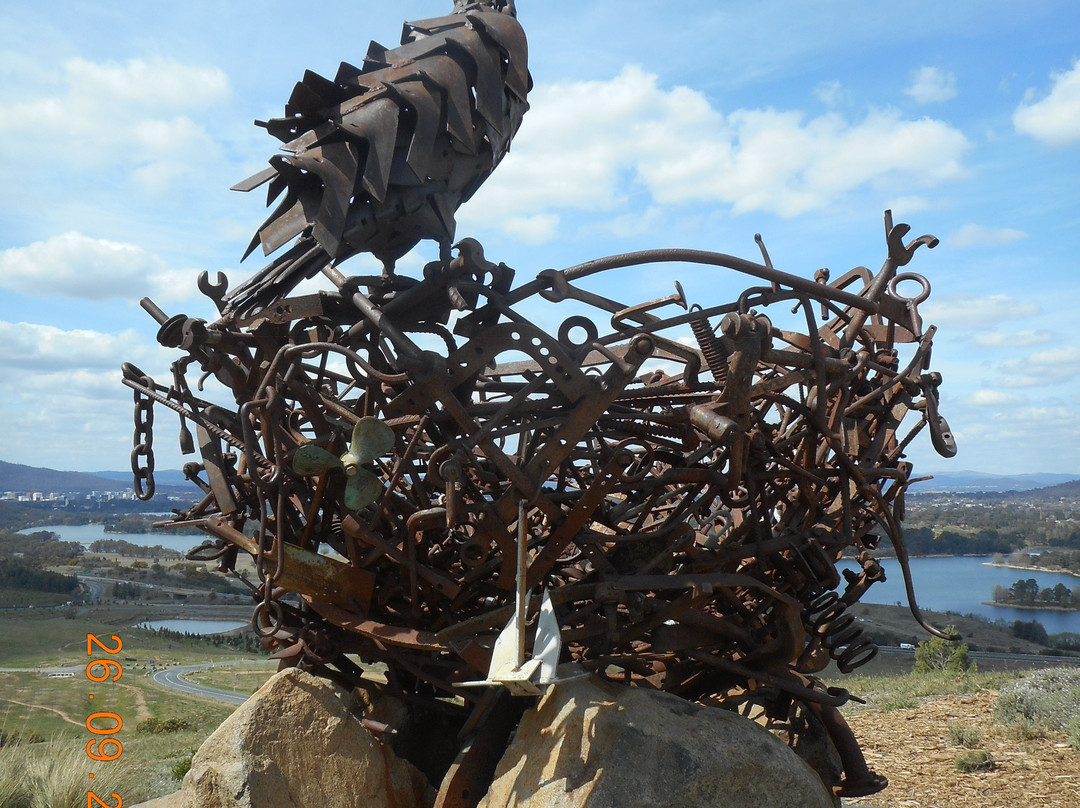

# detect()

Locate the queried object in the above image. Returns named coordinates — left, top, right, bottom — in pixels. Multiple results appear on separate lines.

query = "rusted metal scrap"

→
left=121, top=2, right=958, bottom=803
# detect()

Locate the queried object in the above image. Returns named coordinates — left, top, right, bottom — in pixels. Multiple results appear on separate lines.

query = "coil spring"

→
left=689, top=306, right=728, bottom=384
left=804, top=591, right=878, bottom=674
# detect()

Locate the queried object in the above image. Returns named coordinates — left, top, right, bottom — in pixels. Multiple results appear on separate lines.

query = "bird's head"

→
left=453, top=237, right=485, bottom=262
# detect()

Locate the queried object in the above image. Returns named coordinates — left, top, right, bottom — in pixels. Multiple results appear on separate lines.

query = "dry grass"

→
left=0, top=738, right=148, bottom=808
left=843, top=689, right=1080, bottom=808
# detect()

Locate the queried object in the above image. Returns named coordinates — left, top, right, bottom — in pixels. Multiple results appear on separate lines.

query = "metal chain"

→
left=130, top=385, right=156, bottom=500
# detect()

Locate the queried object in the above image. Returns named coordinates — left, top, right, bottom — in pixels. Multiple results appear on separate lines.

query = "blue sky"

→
left=0, top=0, right=1078, bottom=478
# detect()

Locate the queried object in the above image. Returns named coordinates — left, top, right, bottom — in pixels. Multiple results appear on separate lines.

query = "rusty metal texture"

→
left=122, top=3, right=957, bottom=802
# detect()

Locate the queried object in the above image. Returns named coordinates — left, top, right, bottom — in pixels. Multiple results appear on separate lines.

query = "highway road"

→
left=876, top=645, right=1080, bottom=666
left=76, top=574, right=248, bottom=604
left=151, top=660, right=260, bottom=704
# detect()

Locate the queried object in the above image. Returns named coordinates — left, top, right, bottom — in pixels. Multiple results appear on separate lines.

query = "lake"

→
left=20, top=522, right=203, bottom=555
left=23, top=525, right=1080, bottom=635
left=837, top=556, right=1080, bottom=635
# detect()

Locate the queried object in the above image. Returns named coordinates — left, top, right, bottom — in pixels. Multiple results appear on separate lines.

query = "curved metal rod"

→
left=855, top=469, right=960, bottom=641
left=513, top=248, right=879, bottom=313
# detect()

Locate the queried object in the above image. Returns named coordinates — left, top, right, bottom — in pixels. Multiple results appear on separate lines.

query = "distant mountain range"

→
left=2, top=460, right=1078, bottom=497
left=910, top=470, right=1080, bottom=494
left=0, top=460, right=189, bottom=494
left=88, top=469, right=192, bottom=487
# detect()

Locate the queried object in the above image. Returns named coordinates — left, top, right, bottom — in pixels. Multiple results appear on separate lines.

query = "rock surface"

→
left=177, top=668, right=433, bottom=808
left=130, top=793, right=183, bottom=808
left=477, top=676, right=836, bottom=808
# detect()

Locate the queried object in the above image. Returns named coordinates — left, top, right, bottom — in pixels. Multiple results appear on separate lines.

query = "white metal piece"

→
left=457, top=501, right=574, bottom=696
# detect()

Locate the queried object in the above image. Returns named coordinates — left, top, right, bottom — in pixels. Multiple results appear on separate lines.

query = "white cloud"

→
left=0, top=57, right=228, bottom=183
left=905, top=67, right=958, bottom=104
left=920, top=294, right=1041, bottom=331
left=947, top=224, right=1027, bottom=248
left=972, top=330, right=1055, bottom=349
left=501, top=214, right=562, bottom=244
left=886, top=195, right=933, bottom=215
left=814, top=80, right=850, bottom=108
left=0, top=232, right=207, bottom=303
left=598, top=207, right=666, bottom=239
left=0, top=233, right=164, bottom=300
left=468, top=66, right=971, bottom=240
left=0, top=364, right=145, bottom=472
left=998, top=345, right=1080, bottom=387
left=0, top=318, right=188, bottom=471
left=0, top=321, right=144, bottom=371
left=1013, top=59, right=1080, bottom=146
left=970, top=389, right=1025, bottom=406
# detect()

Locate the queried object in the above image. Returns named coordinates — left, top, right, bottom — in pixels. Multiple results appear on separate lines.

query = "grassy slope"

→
left=0, top=608, right=263, bottom=802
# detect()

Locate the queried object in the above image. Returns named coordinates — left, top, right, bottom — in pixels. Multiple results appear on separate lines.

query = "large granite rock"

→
left=134, top=670, right=838, bottom=808
left=178, top=668, right=433, bottom=808
left=477, top=676, right=835, bottom=808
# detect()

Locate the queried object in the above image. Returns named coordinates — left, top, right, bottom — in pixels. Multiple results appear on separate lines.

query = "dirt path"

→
left=115, top=681, right=153, bottom=722
left=0, top=696, right=83, bottom=727
left=843, top=690, right=1080, bottom=808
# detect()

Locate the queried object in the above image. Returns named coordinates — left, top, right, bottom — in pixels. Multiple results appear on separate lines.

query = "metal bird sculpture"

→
left=122, top=2, right=957, bottom=799
left=221, top=0, right=530, bottom=320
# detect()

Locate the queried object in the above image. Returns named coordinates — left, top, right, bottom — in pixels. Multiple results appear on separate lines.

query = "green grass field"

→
left=0, top=606, right=253, bottom=668
left=0, top=607, right=262, bottom=804
left=0, top=588, right=73, bottom=608
left=185, top=662, right=278, bottom=695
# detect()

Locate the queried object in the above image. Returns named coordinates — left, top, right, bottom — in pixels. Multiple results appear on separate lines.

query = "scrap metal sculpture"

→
left=123, top=2, right=957, bottom=803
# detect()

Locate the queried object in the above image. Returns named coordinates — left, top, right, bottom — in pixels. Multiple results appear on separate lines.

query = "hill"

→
left=1030, top=478, right=1080, bottom=498
left=0, top=460, right=192, bottom=499
left=0, top=460, right=130, bottom=493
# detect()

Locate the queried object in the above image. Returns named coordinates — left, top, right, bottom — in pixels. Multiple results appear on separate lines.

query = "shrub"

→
left=995, top=668, right=1080, bottom=732
left=946, top=722, right=983, bottom=749
left=880, top=696, right=919, bottom=712
left=1048, top=632, right=1080, bottom=652
left=137, top=716, right=195, bottom=734
left=955, top=749, right=994, bottom=772
left=914, top=626, right=975, bottom=673
left=171, top=753, right=194, bottom=781
left=1003, top=717, right=1048, bottom=741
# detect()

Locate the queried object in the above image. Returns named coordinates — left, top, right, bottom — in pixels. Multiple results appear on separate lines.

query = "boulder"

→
left=477, top=676, right=835, bottom=808
left=129, top=793, right=182, bottom=808
left=179, top=668, right=433, bottom=808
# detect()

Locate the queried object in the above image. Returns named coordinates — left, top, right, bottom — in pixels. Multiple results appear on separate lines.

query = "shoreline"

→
left=982, top=561, right=1080, bottom=580
left=982, top=601, right=1080, bottom=613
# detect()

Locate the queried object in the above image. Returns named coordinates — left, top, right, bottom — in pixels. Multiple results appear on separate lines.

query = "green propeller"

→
left=293, top=417, right=395, bottom=510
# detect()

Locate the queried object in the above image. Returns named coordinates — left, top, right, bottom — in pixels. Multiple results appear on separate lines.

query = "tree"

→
left=914, top=626, right=974, bottom=673
left=1012, top=619, right=1049, bottom=645
left=1010, top=578, right=1039, bottom=604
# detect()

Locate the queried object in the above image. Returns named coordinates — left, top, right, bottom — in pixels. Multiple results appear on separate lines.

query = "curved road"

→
left=151, top=660, right=263, bottom=704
